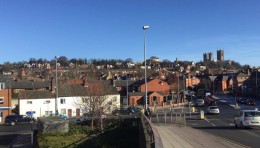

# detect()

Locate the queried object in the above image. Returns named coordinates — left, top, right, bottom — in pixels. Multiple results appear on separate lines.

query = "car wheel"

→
left=11, top=121, right=15, bottom=126
left=116, top=113, right=119, bottom=116
left=29, top=120, right=34, bottom=124
left=129, top=112, right=132, bottom=115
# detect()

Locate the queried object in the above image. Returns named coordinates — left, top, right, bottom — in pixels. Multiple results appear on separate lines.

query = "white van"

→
left=196, top=99, right=205, bottom=106
left=234, top=110, right=260, bottom=128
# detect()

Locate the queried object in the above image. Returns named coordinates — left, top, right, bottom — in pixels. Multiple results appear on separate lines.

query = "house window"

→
left=60, top=98, right=66, bottom=104
left=27, top=101, right=32, bottom=104
left=0, top=98, right=3, bottom=104
left=44, top=100, right=50, bottom=104
left=60, top=109, right=66, bottom=114
left=45, top=111, right=52, bottom=116
left=0, top=83, right=5, bottom=90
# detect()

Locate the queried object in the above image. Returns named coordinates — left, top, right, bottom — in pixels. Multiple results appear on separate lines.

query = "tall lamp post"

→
left=143, top=25, right=149, bottom=110
left=55, top=56, right=59, bottom=115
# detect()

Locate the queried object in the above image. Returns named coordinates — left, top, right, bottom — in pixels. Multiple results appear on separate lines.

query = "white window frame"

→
left=45, top=111, right=53, bottom=116
left=0, top=83, right=5, bottom=90
left=60, top=98, right=66, bottom=104
left=44, top=100, right=51, bottom=104
left=0, top=98, right=3, bottom=104
left=27, top=101, right=32, bottom=104
left=60, top=108, right=66, bottom=114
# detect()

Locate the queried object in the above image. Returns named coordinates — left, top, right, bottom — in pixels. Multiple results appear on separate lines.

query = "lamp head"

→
left=143, top=26, right=149, bottom=30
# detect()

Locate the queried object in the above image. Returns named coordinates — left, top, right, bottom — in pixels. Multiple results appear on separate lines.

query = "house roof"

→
left=18, top=90, right=55, bottom=99
left=128, top=91, right=164, bottom=96
left=113, top=80, right=136, bottom=87
left=237, top=72, right=249, bottom=77
left=59, top=84, right=88, bottom=97
left=128, top=92, right=145, bottom=96
left=8, top=80, right=50, bottom=89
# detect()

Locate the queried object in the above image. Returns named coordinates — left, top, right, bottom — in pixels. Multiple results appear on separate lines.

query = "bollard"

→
left=200, top=111, right=204, bottom=119
left=192, top=107, right=195, bottom=112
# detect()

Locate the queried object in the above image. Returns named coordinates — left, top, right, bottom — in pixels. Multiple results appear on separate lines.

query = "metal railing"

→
left=140, top=115, right=163, bottom=148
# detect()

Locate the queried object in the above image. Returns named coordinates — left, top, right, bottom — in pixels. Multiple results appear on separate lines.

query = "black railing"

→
left=139, top=115, right=163, bottom=148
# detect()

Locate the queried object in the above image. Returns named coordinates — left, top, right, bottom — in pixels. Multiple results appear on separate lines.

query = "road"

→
left=187, top=94, right=260, bottom=148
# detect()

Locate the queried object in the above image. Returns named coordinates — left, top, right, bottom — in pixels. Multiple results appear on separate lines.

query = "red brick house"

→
left=0, top=85, right=12, bottom=123
left=140, top=78, right=170, bottom=95
left=128, top=91, right=165, bottom=107
left=127, top=78, right=171, bottom=107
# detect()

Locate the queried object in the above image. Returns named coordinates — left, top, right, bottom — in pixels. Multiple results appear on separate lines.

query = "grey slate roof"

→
left=59, top=84, right=88, bottom=97
left=10, top=80, right=51, bottom=89
left=18, top=90, right=55, bottom=99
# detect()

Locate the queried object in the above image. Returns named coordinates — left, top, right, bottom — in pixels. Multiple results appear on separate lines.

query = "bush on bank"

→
left=37, top=119, right=139, bottom=148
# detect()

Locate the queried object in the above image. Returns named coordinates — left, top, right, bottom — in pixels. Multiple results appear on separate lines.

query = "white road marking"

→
left=205, top=118, right=216, bottom=126
left=219, top=100, right=227, bottom=102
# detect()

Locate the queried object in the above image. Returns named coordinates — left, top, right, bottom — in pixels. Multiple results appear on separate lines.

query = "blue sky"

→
left=0, top=0, right=260, bottom=66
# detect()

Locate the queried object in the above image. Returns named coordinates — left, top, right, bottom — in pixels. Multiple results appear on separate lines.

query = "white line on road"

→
left=219, top=100, right=227, bottom=102
left=205, top=118, right=216, bottom=127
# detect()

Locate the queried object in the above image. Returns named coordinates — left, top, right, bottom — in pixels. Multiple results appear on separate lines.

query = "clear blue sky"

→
left=0, top=0, right=260, bottom=66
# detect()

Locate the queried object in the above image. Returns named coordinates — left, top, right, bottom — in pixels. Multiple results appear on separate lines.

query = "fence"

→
left=151, top=106, right=201, bottom=126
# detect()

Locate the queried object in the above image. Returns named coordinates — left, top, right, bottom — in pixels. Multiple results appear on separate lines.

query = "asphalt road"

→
left=186, top=94, right=260, bottom=148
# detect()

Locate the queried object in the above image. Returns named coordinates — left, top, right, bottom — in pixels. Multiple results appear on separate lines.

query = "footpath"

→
left=151, top=95, right=249, bottom=148
left=154, top=124, right=247, bottom=148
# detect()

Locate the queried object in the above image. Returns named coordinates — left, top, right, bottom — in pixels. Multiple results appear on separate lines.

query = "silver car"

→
left=206, top=106, right=220, bottom=114
left=234, top=110, right=260, bottom=128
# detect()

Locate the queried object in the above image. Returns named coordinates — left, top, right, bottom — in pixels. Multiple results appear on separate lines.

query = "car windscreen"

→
left=210, top=106, right=218, bottom=109
left=245, top=111, right=260, bottom=117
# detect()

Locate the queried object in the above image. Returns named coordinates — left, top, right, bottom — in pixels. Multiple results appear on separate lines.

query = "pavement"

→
left=151, top=94, right=250, bottom=148
left=154, top=123, right=247, bottom=148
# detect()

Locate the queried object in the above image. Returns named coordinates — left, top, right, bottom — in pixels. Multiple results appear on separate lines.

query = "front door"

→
left=68, top=109, right=72, bottom=117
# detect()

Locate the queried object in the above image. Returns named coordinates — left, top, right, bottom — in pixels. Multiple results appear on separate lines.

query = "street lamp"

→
left=143, top=25, right=149, bottom=110
left=55, top=56, right=59, bottom=115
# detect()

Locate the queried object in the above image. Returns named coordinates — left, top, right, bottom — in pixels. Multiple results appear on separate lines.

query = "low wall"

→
left=37, top=117, right=69, bottom=133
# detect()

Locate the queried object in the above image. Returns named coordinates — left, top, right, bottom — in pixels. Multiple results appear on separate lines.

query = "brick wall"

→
left=0, top=89, right=12, bottom=123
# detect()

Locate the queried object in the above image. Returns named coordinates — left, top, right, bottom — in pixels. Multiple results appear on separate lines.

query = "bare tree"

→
left=75, top=80, right=119, bottom=130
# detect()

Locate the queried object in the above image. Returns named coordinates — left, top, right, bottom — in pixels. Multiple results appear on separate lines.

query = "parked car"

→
left=238, top=98, right=247, bottom=104
left=58, top=114, right=69, bottom=120
left=76, top=113, right=106, bottom=122
left=45, top=113, right=68, bottom=119
left=5, top=115, right=35, bottom=126
left=245, top=99, right=256, bottom=106
left=127, top=106, right=142, bottom=112
left=234, top=110, right=260, bottom=128
left=206, top=106, right=220, bottom=114
left=196, top=99, right=205, bottom=106
left=112, top=108, right=134, bottom=115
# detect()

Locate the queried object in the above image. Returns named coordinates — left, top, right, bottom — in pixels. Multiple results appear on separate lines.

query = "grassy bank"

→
left=37, top=119, right=139, bottom=148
